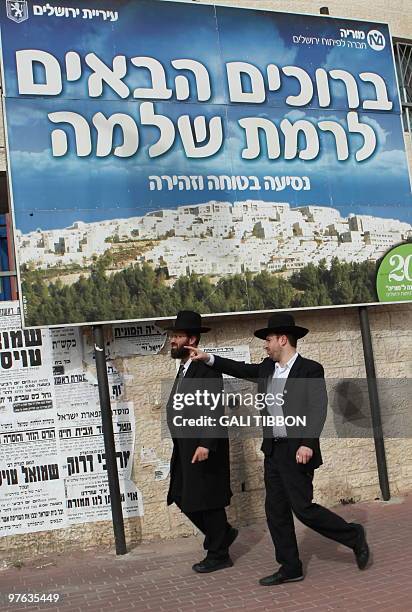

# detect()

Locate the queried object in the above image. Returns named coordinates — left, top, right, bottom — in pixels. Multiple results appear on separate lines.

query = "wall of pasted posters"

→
left=0, top=301, right=153, bottom=536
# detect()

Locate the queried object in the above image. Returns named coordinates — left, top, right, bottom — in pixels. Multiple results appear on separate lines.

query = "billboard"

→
left=0, top=0, right=411, bottom=328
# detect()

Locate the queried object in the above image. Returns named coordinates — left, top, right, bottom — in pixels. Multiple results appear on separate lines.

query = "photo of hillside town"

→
left=18, top=199, right=412, bottom=325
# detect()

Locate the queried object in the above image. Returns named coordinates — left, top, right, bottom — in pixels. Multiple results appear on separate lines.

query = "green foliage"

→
left=105, top=234, right=120, bottom=243
left=22, top=257, right=378, bottom=326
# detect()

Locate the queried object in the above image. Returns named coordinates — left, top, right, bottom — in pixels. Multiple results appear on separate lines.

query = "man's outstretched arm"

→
left=185, top=346, right=260, bottom=381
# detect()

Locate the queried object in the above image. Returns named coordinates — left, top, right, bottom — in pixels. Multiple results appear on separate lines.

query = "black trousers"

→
left=175, top=500, right=231, bottom=560
left=264, top=441, right=359, bottom=576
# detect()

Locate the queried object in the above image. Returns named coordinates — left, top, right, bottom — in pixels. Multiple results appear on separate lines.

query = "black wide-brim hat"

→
left=164, top=310, right=211, bottom=334
left=254, top=313, right=308, bottom=340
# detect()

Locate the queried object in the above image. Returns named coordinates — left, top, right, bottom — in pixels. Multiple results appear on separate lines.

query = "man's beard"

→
left=170, top=346, right=190, bottom=359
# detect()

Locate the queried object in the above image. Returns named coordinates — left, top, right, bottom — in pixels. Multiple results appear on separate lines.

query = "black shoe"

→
left=259, top=570, right=304, bottom=586
left=192, top=557, right=234, bottom=573
left=352, top=523, right=370, bottom=570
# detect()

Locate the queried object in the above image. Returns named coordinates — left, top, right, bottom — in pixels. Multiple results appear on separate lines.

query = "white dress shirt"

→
left=206, top=351, right=299, bottom=438
left=273, top=351, right=299, bottom=380
left=268, top=352, right=299, bottom=438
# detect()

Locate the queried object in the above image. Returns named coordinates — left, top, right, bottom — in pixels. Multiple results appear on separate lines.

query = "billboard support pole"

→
left=358, top=306, right=390, bottom=501
left=93, top=324, right=127, bottom=554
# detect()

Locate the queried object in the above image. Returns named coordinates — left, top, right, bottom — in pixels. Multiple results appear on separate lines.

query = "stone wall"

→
left=121, top=303, right=412, bottom=545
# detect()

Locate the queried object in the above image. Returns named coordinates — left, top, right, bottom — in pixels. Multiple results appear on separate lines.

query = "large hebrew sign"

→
left=1, top=0, right=411, bottom=327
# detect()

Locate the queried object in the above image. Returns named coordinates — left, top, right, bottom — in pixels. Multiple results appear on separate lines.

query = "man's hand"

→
left=296, top=446, right=313, bottom=464
left=184, top=346, right=209, bottom=361
left=192, top=446, right=209, bottom=463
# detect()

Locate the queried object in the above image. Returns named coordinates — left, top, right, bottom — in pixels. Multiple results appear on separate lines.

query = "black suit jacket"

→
left=166, top=359, right=232, bottom=512
left=211, top=354, right=327, bottom=471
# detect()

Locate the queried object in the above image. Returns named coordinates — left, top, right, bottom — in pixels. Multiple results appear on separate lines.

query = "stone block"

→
left=319, top=340, right=355, bottom=368
left=141, top=502, right=172, bottom=539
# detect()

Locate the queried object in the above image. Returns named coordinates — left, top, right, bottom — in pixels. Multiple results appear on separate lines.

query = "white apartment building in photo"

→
left=15, top=201, right=412, bottom=281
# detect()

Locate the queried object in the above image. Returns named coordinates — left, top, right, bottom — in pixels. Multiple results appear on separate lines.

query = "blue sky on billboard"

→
left=1, top=0, right=411, bottom=234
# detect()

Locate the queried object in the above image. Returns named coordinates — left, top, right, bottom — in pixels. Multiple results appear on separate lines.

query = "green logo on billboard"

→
left=376, top=243, right=412, bottom=302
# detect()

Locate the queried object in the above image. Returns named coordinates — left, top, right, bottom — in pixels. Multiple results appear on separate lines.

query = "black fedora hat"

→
left=164, top=310, right=211, bottom=334
left=254, top=313, right=308, bottom=340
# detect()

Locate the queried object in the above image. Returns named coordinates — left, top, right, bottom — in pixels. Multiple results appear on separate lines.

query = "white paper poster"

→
left=201, top=345, right=251, bottom=378
left=0, top=302, right=65, bottom=534
left=0, top=303, right=143, bottom=536
left=65, top=475, right=143, bottom=525
left=110, top=322, right=167, bottom=357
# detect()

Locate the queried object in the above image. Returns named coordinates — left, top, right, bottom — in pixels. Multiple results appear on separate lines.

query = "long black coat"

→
left=166, top=360, right=232, bottom=513
left=211, top=353, right=327, bottom=471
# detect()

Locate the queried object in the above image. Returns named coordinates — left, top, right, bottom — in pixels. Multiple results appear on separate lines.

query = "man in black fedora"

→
left=163, top=310, right=237, bottom=573
left=187, top=312, right=370, bottom=584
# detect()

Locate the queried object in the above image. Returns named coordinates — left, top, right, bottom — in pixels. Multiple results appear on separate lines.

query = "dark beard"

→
left=170, top=346, right=190, bottom=359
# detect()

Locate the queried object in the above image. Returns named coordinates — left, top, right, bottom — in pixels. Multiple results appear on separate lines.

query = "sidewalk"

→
left=0, top=494, right=410, bottom=612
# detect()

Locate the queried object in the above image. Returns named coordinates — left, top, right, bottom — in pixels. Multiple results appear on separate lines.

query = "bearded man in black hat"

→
left=163, top=310, right=236, bottom=573
left=187, top=312, right=370, bottom=584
